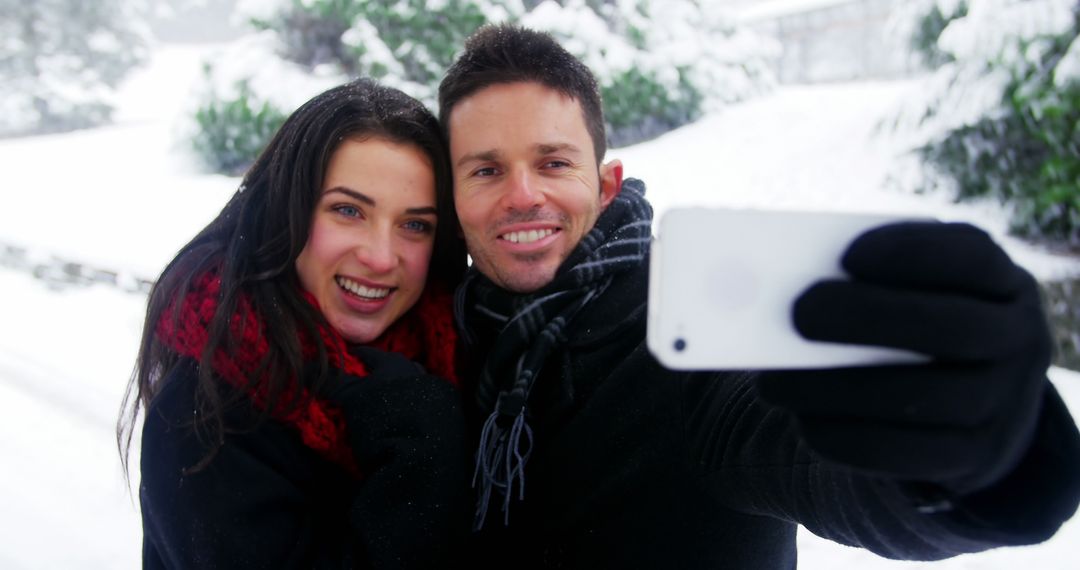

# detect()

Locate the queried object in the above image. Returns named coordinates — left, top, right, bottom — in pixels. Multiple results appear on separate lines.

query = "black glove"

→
left=350, top=345, right=427, bottom=378
left=317, top=346, right=446, bottom=455
left=314, top=346, right=428, bottom=444
left=316, top=346, right=472, bottom=567
left=755, top=221, right=1052, bottom=497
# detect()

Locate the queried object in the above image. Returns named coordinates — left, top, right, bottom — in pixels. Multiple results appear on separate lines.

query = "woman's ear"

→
left=599, top=159, right=623, bottom=208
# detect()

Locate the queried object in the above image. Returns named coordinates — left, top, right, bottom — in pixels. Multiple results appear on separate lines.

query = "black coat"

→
left=140, top=358, right=472, bottom=569
left=463, top=259, right=1080, bottom=569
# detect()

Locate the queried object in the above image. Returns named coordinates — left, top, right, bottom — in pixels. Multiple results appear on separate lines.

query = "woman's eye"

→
left=332, top=204, right=361, bottom=218
left=403, top=220, right=434, bottom=234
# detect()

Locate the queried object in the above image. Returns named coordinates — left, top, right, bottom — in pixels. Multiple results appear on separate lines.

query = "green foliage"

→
left=191, top=0, right=772, bottom=173
left=524, top=0, right=759, bottom=148
left=350, top=0, right=489, bottom=84
left=603, top=67, right=702, bottom=148
left=190, top=79, right=288, bottom=176
left=191, top=0, right=497, bottom=173
left=918, top=16, right=1080, bottom=247
left=249, top=0, right=490, bottom=81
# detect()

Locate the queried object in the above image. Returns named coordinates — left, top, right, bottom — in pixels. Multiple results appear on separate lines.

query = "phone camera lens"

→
left=674, top=338, right=686, bottom=352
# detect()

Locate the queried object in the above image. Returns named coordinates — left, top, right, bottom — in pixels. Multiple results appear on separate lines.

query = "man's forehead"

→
left=448, top=82, right=581, bottom=123
left=446, top=82, right=590, bottom=151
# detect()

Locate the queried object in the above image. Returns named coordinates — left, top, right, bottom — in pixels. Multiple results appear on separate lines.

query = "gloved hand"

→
left=350, top=345, right=428, bottom=378
left=315, top=346, right=472, bottom=567
left=314, top=346, right=429, bottom=436
left=317, top=346, right=446, bottom=455
left=755, top=221, right=1052, bottom=497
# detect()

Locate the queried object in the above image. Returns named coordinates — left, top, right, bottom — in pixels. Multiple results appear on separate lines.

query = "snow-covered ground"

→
left=1, top=43, right=1078, bottom=569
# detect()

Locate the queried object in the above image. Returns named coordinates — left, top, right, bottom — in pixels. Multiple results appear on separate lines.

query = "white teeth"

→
left=502, top=228, right=554, bottom=244
left=336, top=277, right=390, bottom=299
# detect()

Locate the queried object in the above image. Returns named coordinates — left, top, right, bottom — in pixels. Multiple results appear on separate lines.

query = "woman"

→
left=117, top=79, right=470, bottom=568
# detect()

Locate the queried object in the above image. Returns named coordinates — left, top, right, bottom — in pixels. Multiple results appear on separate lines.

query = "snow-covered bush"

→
left=523, top=0, right=777, bottom=147
left=191, top=76, right=289, bottom=175
left=189, top=0, right=775, bottom=172
left=899, top=0, right=1080, bottom=246
left=344, top=0, right=497, bottom=85
left=185, top=30, right=347, bottom=174
left=247, top=0, right=360, bottom=70
left=242, top=0, right=512, bottom=81
left=189, top=0, right=519, bottom=172
left=1043, top=278, right=1080, bottom=371
left=0, top=0, right=150, bottom=137
left=234, top=0, right=524, bottom=100
left=908, top=0, right=969, bottom=68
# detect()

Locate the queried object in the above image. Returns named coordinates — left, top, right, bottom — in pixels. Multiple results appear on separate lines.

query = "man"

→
left=438, top=24, right=1080, bottom=568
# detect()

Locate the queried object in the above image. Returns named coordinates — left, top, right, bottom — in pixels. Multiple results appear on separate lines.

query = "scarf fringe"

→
left=472, top=410, right=534, bottom=529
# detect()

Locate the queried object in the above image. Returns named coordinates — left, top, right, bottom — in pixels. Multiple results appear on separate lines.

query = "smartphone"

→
left=646, top=207, right=929, bottom=370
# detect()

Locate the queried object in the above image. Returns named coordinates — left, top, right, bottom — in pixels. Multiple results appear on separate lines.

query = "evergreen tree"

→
left=522, top=0, right=775, bottom=146
left=0, top=0, right=150, bottom=137
left=898, top=0, right=1080, bottom=246
left=190, top=0, right=775, bottom=172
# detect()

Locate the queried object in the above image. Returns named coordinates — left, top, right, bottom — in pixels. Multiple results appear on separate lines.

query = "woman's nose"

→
left=354, top=230, right=396, bottom=274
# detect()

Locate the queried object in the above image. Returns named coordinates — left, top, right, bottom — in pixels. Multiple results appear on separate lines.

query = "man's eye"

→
left=544, top=160, right=570, bottom=169
left=332, top=204, right=361, bottom=218
left=474, top=167, right=498, bottom=177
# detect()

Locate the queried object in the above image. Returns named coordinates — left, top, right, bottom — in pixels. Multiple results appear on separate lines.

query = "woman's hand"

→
left=318, top=347, right=473, bottom=567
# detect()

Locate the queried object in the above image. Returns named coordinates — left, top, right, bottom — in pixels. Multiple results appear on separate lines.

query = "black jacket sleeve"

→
left=682, top=370, right=1080, bottom=561
left=139, top=358, right=471, bottom=569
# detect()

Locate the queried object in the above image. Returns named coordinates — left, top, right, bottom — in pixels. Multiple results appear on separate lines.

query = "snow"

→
left=0, top=44, right=236, bottom=281
left=342, top=19, right=404, bottom=77
left=521, top=0, right=777, bottom=111
left=1056, top=34, right=1080, bottom=86
left=233, top=0, right=290, bottom=25
left=0, top=269, right=144, bottom=569
left=194, top=31, right=348, bottom=116
left=936, top=0, right=1075, bottom=64
left=883, top=0, right=1079, bottom=231
left=611, top=78, right=1080, bottom=281
left=735, top=0, right=858, bottom=23
left=522, top=1, right=647, bottom=79
left=1, top=40, right=1079, bottom=569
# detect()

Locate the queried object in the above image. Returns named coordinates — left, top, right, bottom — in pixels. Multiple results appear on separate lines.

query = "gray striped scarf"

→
left=454, top=178, right=653, bottom=529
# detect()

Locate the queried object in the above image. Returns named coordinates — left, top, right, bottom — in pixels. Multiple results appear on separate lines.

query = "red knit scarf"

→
left=156, top=271, right=459, bottom=474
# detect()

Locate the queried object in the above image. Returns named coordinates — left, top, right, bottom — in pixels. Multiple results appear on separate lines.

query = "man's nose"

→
left=503, top=169, right=545, bottom=211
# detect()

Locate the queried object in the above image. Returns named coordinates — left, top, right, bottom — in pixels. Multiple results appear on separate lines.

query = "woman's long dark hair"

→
left=118, top=79, right=466, bottom=473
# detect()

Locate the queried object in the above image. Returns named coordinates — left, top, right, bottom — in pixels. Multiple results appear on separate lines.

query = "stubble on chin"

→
left=485, top=253, right=557, bottom=293
left=468, top=210, right=570, bottom=293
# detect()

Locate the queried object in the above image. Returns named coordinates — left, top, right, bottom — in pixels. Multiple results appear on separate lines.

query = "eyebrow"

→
left=325, top=186, right=374, bottom=205
left=537, top=142, right=582, bottom=155
left=456, top=150, right=499, bottom=168
left=455, top=142, right=583, bottom=167
left=323, top=186, right=437, bottom=216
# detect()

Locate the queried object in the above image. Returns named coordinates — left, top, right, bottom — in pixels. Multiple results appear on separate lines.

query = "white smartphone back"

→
left=647, top=208, right=929, bottom=370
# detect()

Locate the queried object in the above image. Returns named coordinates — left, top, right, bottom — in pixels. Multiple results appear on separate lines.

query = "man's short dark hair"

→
left=438, top=24, right=607, bottom=164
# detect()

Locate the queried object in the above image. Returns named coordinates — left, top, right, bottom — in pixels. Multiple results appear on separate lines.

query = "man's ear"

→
left=599, top=159, right=623, bottom=208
